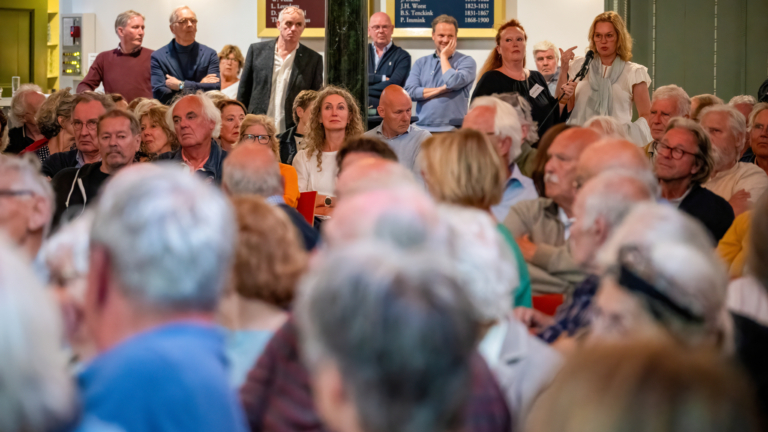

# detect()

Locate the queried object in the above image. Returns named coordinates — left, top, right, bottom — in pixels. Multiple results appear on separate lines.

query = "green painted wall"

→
left=0, top=0, right=49, bottom=94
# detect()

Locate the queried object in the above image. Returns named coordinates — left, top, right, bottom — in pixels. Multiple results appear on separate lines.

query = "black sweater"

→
left=51, top=162, right=110, bottom=229
left=678, top=183, right=734, bottom=243
left=367, top=43, right=412, bottom=109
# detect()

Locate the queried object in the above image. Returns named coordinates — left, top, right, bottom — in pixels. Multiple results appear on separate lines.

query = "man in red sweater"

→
left=77, top=10, right=153, bottom=102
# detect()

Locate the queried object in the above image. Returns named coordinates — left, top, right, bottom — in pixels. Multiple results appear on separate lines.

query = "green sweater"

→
left=498, top=224, right=533, bottom=308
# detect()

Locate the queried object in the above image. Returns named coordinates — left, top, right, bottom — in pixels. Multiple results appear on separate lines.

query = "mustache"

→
left=544, top=173, right=559, bottom=184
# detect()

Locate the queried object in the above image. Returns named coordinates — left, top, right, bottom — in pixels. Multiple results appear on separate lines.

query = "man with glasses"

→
left=51, top=109, right=140, bottom=228
left=0, top=155, right=53, bottom=278
left=42, top=92, right=115, bottom=179
left=151, top=6, right=220, bottom=104
left=653, top=117, right=733, bottom=242
left=77, top=10, right=153, bottom=102
left=238, top=6, right=323, bottom=133
left=158, top=94, right=227, bottom=184
left=367, top=12, right=411, bottom=109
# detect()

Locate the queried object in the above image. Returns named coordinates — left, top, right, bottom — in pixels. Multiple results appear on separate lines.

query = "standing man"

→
left=367, top=12, right=411, bottom=110
left=238, top=6, right=323, bottom=133
left=77, top=10, right=153, bottom=102
left=151, top=6, right=220, bottom=104
left=404, top=15, right=476, bottom=132
left=532, top=41, right=560, bottom=97
left=158, top=94, right=227, bottom=184
left=364, top=85, right=430, bottom=177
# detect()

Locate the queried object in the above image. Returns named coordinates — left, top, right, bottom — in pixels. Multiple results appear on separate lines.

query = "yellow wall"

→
left=0, top=0, right=51, bottom=93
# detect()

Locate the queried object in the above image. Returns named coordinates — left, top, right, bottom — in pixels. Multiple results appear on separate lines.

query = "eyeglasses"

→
left=594, top=33, right=616, bottom=41
left=653, top=141, right=698, bottom=160
left=175, top=18, right=198, bottom=26
left=72, top=119, right=98, bottom=132
left=242, top=134, right=272, bottom=145
left=0, top=189, right=34, bottom=198
left=221, top=57, right=238, bottom=63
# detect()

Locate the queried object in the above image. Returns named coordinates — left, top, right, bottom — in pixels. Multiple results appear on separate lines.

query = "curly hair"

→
left=238, top=114, right=280, bottom=159
left=36, top=88, right=75, bottom=139
left=479, top=19, right=528, bottom=78
left=588, top=11, right=633, bottom=62
left=230, top=195, right=307, bottom=308
left=139, top=105, right=179, bottom=156
left=304, top=85, right=365, bottom=172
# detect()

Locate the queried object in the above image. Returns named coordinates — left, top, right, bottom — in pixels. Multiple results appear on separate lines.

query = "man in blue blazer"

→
left=151, top=6, right=220, bottom=104
left=367, top=12, right=411, bottom=109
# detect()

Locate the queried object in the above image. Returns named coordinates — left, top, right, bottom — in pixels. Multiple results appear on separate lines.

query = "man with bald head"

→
left=223, top=143, right=318, bottom=249
left=575, top=138, right=652, bottom=189
left=364, top=85, right=430, bottom=177
left=368, top=12, right=411, bottom=109
left=335, top=157, right=418, bottom=200
left=503, top=127, right=601, bottom=294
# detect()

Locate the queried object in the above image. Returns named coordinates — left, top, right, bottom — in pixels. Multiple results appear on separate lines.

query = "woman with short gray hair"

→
left=19, top=88, right=76, bottom=163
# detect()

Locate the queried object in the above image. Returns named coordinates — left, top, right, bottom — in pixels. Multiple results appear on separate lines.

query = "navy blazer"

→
left=151, top=40, right=221, bottom=104
left=368, top=43, right=412, bottom=108
left=237, top=40, right=323, bottom=131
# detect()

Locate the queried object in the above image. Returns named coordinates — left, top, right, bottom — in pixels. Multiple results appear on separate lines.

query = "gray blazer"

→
left=237, top=40, right=323, bottom=131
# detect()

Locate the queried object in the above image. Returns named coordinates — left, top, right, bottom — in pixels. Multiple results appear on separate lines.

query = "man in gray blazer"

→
left=237, top=6, right=323, bottom=133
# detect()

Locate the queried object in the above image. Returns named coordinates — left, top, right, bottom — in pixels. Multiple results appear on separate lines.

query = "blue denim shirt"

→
left=404, top=51, right=476, bottom=131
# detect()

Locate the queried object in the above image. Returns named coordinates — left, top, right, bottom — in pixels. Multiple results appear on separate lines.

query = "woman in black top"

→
left=472, top=19, right=576, bottom=139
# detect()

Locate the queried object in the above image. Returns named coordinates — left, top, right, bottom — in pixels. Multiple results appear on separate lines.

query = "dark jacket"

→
left=277, top=203, right=318, bottom=251
left=731, top=312, right=768, bottom=419
left=42, top=148, right=80, bottom=179
left=157, top=140, right=227, bottom=184
left=51, top=162, right=110, bottom=228
left=678, top=183, right=735, bottom=243
left=276, top=126, right=302, bottom=165
left=368, top=43, right=412, bottom=108
left=151, top=40, right=221, bottom=104
left=237, top=40, right=323, bottom=131
left=7, top=126, right=34, bottom=154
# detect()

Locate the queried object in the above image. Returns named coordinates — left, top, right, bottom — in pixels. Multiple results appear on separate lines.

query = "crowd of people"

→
left=1, top=4, right=768, bottom=432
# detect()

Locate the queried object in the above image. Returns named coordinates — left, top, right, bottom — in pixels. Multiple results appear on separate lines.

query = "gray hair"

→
left=438, top=205, right=518, bottom=323
left=35, top=88, right=75, bottom=140
left=90, top=164, right=236, bottom=311
left=133, top=98, right=162, bottom=119
left=597, top=203, right=728, bottom=346
left=114, top=10, right=145, bottom=35
left=652, top=84, right=691, bottom=118
left=700, top=104, right=748, bottom=153
left=169, top=5, right=195, bottom=24
left=748, top=102, right=768, bottom=132
left=585, top=115, right=630, bottom=140
left=70, top=92, right=116, bottom=120
left=222, top=158, right=283, bottom=197
left=494, top=92, right=539, bottom=147
left=469, top=96, right=524, bottom=163
left=166, top=92, right=222, bottom=138
left=0, top=155, right=54, bottom=234
left=9, top=83, right=43, bottom=128
left=729, top=95, right=757, bottom=106
left=0, top=237, right=77, bottom=432
left=532, top=40, right=560, bottom=63
left=278, top=6, right=306, bottom=23
left=40, top=212, right=94, bottom=301
left=296, top=242, right=477, bottom=432
left=579, top=169, right=656, bottom=232
left=664, top=117, right=714, bottom=185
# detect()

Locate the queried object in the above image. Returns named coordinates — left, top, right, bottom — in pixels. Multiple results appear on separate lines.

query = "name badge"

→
left=529, top=84, right=545, bottom=99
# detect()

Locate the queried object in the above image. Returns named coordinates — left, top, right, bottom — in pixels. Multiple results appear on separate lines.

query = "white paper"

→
left=529, top=83, right=545, bottom=99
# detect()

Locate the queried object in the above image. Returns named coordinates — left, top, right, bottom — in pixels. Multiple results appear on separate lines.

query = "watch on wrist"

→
left=179, top=82, right=184, bottom=91
left=324, top=196, right=333, bottom=207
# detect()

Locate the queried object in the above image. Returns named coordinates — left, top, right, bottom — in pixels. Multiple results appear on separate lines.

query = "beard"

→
left=710, top=144, right=735, bottom=171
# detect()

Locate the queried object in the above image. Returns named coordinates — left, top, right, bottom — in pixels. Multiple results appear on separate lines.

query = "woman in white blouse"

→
left=292, top=85, right=364, bottom=198
left=566, top=11, right=652, bottom=145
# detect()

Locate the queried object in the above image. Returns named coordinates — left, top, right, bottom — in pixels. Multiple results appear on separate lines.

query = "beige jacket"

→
left=503, top=198, right=587, bottom=295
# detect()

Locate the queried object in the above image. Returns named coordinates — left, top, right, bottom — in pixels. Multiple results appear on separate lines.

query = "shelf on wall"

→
left=48, top=42, right=58, bottom=46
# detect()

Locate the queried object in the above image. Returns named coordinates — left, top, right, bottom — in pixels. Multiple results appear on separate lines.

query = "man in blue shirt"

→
left=404, top=15, right=476, bottom=132
left=78, top=165, right=247, bottom=432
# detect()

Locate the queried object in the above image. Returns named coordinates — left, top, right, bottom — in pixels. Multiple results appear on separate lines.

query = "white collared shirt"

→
left=267, top=45, right=298, bottom=133
left=557, top=207, right=576, bottom=240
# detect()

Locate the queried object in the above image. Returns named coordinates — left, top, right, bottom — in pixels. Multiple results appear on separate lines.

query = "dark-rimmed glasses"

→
left=242, top=134, right=272, bottom=145
left=653, top=141, right=698, bottom=160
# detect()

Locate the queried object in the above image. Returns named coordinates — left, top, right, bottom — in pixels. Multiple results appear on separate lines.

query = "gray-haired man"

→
left=77, top=10, right=153, bottom=101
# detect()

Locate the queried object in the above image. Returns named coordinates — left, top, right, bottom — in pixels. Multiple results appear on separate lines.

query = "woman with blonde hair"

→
left=138, top=105, right=178, bottom=161
left=566, top=11, right=652, bottom=146
left=20, top=88, right=76, bottom=163
left=218, top=45, right=244, bottom=99
left=472, top=19, right=576, bottom=138
left=216, top=99, right=247, bottom=151
left=420, top=128, right=532, bottom=308
left=292, top=85, right=364, bottom=198
left=239, top=114, right=300, bottom=207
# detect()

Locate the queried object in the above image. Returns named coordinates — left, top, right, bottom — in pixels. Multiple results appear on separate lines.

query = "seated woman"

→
left=419, top=128, right=532, bottom=308
left=221, top=195, right=307, bottom=388
left=20, top=88, right=76, bottom=163
left=138, top=105, right=179, bottom=161
left=292, top=85, right=364, bottom=200
left=472, top=19, right=575, bottom=138
left=239, top=114, right=300, bottom=208
left=566, top=11, right=652, bottom=145
left=218, top=45, right=244, bottom=99
left=216, top=99, right=247, bottom=152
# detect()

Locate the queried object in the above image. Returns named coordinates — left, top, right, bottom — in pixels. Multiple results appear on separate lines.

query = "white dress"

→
left=567, top=56, right=652, bottom=145
left=292, top=149, right=338, bottom=196
left=221, top=81, right=240, bottom=99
